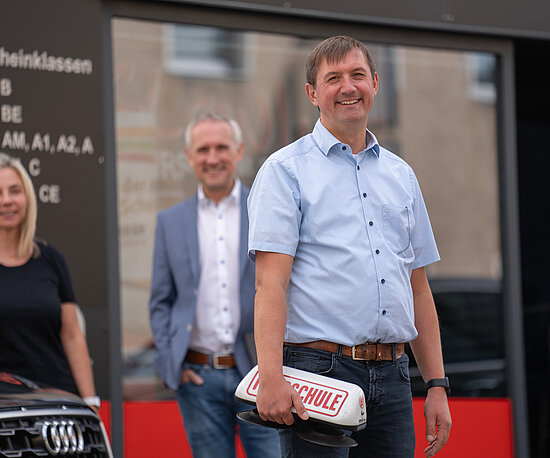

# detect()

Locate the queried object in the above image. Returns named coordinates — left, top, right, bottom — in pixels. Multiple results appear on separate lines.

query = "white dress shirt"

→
left=189, top=179, right=241, bottom=355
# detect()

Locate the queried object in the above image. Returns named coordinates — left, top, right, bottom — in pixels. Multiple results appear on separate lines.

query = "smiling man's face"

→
left=185, top=119, right=243, bottom=204
left=305, top=48, right=378, bottom=135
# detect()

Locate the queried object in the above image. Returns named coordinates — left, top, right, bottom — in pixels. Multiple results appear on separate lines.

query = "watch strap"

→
left=424, top=377, right=450, bottom=395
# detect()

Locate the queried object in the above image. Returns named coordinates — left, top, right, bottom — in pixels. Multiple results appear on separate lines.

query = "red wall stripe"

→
left=412, top=398, right=514, bottom=457
left=99, top=398, right=513, bottom=457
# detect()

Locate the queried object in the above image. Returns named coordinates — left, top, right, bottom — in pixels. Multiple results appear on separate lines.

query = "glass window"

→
left=163, top=24, right=251, bottom=79
left=112, top=18, right=502, bottom=400
left=468, top=53, right=497, bottom=103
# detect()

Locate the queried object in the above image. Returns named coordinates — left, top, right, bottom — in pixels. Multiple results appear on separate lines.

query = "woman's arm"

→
left=60, top=302, right=98, bottom=412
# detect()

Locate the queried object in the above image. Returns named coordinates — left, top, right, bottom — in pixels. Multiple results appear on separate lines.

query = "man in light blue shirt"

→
left=248, top=36, right=451, bottom=457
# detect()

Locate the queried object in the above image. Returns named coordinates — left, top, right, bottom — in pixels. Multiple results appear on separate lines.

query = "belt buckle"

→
left=352, top=345, right=367, bottom=361
left=212, top=353, right=231, bottom=369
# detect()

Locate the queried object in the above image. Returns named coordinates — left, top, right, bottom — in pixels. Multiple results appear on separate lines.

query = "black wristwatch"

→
left=425, top=377, right=450, bottom=395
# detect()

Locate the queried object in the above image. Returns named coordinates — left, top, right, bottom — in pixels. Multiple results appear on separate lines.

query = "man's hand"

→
left=423, top=387, right=451, bottom=457
left=180, top=368, right=204, bottom=386
left=256, top=375, right=309, bottom=425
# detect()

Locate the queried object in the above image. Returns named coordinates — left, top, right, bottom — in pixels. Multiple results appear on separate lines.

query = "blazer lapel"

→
left=183, top=193, right=200, bottom=283
left=239, top=186, right=250, bottom=279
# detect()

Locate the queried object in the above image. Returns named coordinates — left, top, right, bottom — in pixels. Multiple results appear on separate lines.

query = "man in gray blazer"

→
left=149, top=112, right=280, bottom=458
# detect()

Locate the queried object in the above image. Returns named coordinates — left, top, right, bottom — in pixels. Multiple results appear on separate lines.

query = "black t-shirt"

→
left=0, top=241, right=78, bottom=394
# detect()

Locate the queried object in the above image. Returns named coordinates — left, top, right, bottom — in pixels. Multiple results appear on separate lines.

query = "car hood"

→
left=0, top=372, right=86, bottom=410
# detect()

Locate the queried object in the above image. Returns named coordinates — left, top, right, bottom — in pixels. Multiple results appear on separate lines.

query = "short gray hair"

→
left=184, top=112, right=242, bottom=148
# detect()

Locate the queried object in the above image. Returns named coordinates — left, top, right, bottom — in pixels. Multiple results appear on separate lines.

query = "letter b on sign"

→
left=0, top=79, right=12, bottom=97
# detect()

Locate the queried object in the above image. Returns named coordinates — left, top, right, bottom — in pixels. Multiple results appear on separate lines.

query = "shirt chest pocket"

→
left=382, top=204, right=413, bottom=255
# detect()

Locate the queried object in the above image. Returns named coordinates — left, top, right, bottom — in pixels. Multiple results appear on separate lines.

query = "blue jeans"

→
left=176, top=363, right=281, bottom=458
left=280, top=346, right=415, bottom=458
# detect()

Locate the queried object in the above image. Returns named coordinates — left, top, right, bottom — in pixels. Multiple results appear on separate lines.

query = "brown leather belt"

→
left=285, top=340, right=405, bottom=361
left=185, top=350, right=236, bottom=369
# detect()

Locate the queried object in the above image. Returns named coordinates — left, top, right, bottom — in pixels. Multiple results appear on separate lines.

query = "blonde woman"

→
left=0, top=153, right=99, bottom=411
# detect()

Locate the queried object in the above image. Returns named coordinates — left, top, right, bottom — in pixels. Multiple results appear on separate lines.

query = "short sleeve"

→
left=40, top=242, right=76, bottom=303
left=247, top=158, right=302, bottom=262
left=409, top=170, right=440, bottom=269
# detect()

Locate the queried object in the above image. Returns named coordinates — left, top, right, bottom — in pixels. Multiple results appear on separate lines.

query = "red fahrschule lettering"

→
left=249, top=373, right=345, bottom=414
left=291, top=382, right=343, bottom=412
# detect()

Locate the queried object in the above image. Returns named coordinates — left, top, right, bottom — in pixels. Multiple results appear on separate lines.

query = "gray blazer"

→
left=149, top=186, right=255, bottom=390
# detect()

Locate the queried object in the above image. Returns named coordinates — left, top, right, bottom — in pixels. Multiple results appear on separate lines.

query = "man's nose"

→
left=205, top=149, right=219, bottom=163
left=340, top=75, right=357, bottom=92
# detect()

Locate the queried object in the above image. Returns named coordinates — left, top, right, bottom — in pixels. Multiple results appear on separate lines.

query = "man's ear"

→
left=373, top=72, right=379, bottom=95
left=236, top=143, right=244, bottom=162
left=305, top=83, right=318, bottom=107
left=184, top=147, right=193, bottom=166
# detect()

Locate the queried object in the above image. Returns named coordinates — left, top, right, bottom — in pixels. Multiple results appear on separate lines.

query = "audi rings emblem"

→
left=41, top=420, right=85, bottom=455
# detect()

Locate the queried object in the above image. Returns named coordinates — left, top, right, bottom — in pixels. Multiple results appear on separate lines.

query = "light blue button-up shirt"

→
left=248, top=119, right=440, bottom=345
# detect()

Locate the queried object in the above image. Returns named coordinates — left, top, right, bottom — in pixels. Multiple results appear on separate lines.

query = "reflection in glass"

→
left=112, top=18, right=501, bottom=400
left=164, top=25, right=250, bottom=79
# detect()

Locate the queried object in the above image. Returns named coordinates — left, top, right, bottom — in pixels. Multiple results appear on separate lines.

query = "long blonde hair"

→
left=0, top=153, right=38, bottom=258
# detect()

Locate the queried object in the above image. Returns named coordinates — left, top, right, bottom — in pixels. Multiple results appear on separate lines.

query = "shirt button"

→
left=219, top=236, right=224, bottom=241
left=382, top=310, right=387, bottom=315
left=357, top=165, right=360, bottom=170
left=381, top=279, right=386, bottom=284
left=342, top=146, right=347, bottom=150
left=220, top=259, right=225, bottom=264
left=375, top=249, right=380, bottom=254
left=221, top=283, right=226, bottom=288
left=369, top=221, right=373, bottom=226
left=363, top=192, right=367, bottom=198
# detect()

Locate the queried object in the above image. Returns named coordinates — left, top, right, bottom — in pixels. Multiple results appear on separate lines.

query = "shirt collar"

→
left=198, top=178, right=241, bottom=207
left=312, top=118, right=380, bottom=158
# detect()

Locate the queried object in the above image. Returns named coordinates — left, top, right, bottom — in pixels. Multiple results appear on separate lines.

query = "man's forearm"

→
left=254, top=284, right=287, bottom=379
left=409, top=267, right=445, bottom=381
left=410, top=268, right=452, bottom=456
left=253, top=251, right=309, bottom=424
left=253, top=251, right=293, bottom=380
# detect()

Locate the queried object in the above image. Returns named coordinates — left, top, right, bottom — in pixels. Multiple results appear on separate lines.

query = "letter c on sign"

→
left=29, top=158, right=41, bottom=176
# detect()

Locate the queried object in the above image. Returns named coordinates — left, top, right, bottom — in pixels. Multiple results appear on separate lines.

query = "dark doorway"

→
left=515, top=38, right=550, bottom=458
